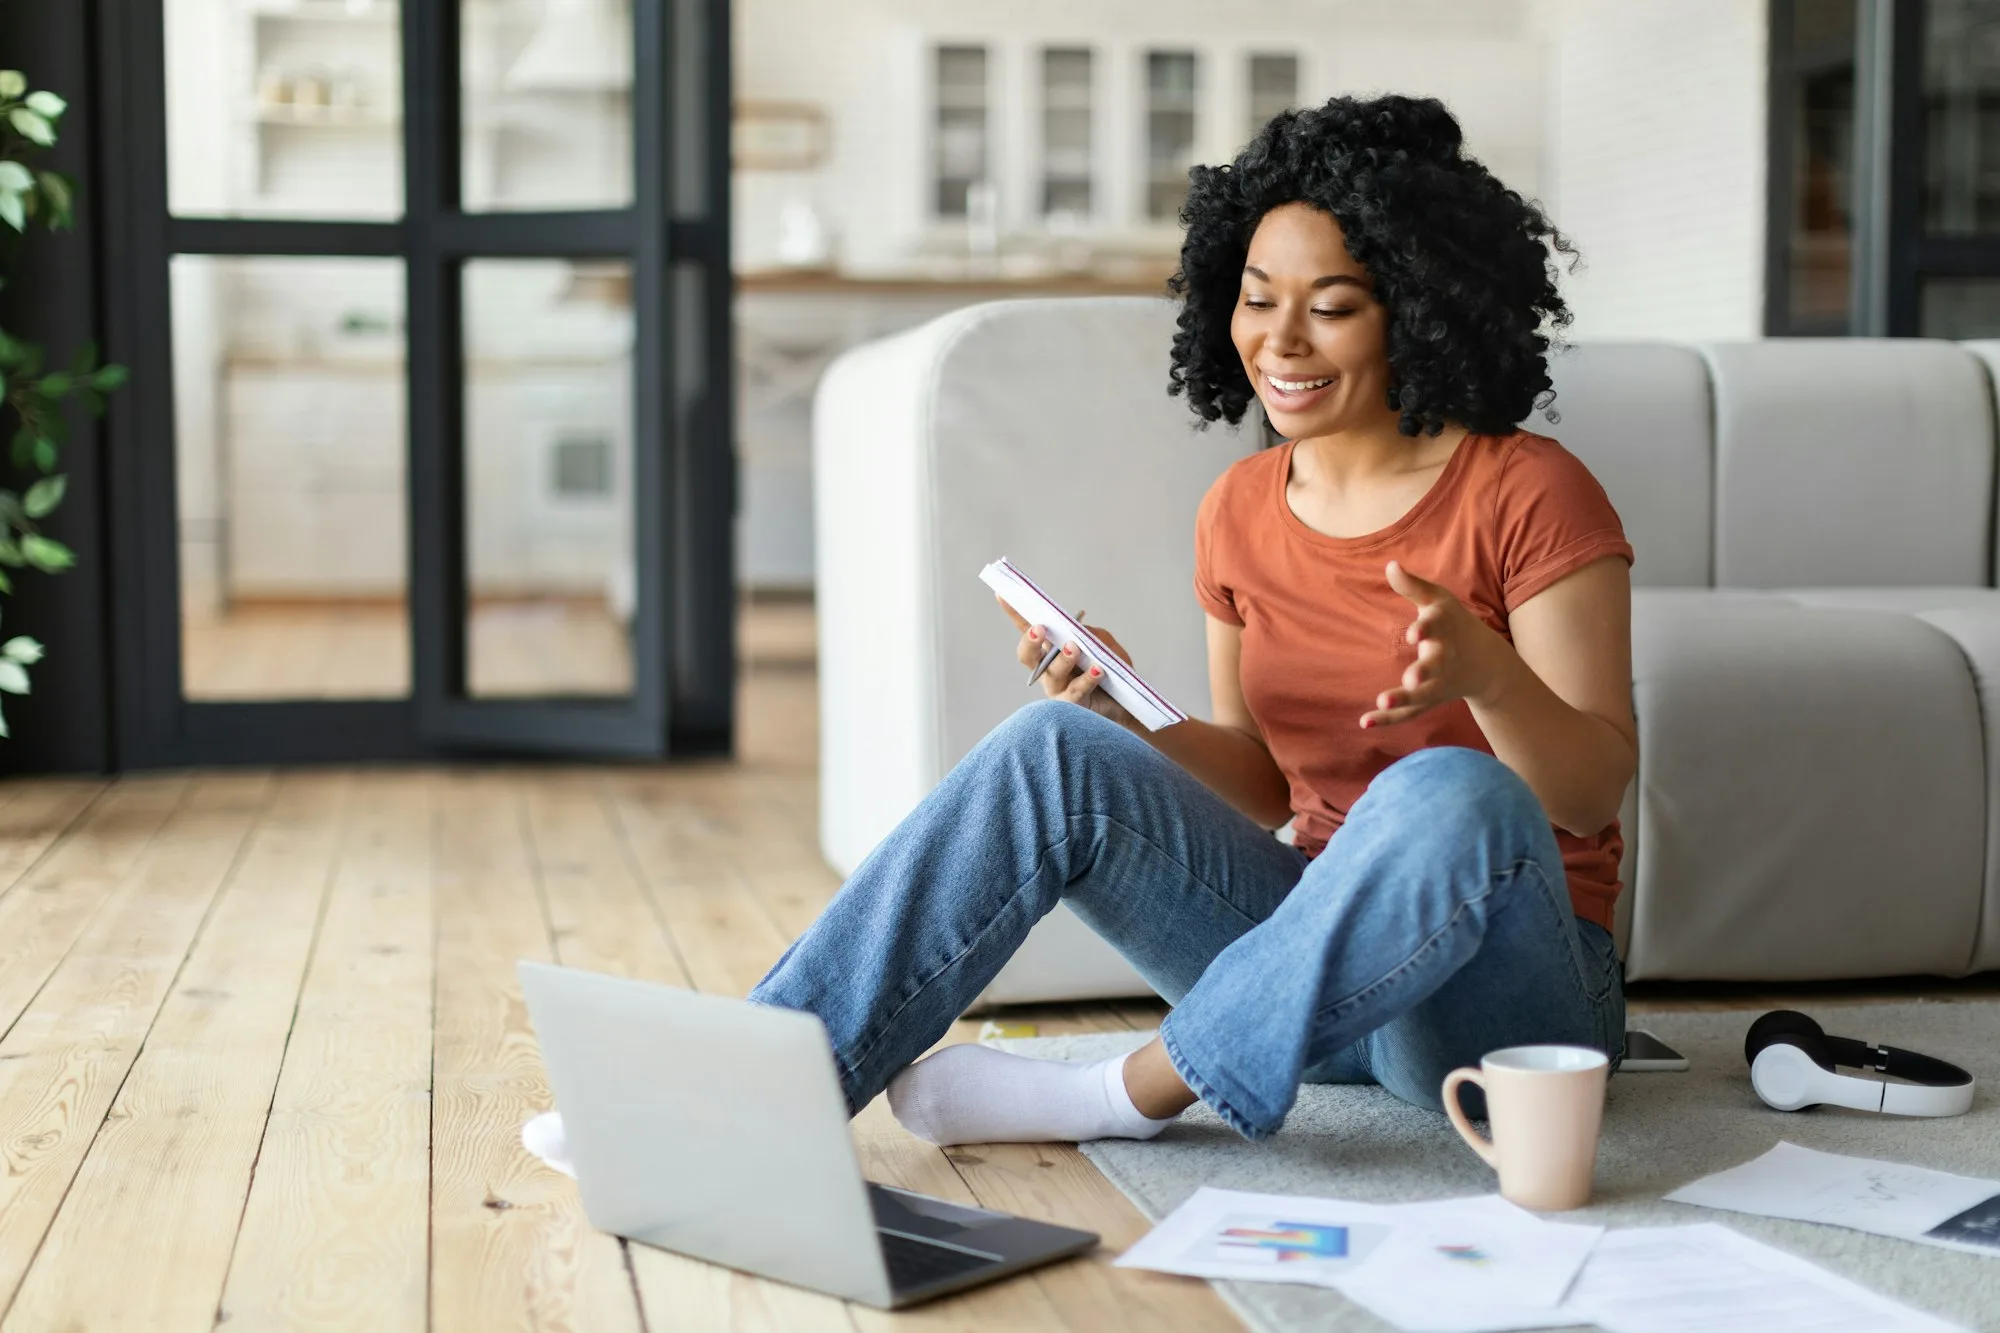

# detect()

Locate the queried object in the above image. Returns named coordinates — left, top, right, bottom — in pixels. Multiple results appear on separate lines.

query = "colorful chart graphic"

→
left=1184, top=1213, right=1391, bottom=1274
left=1217, top=1222, right=1350, bottom=1263
left=1435, top=1243, right=1492, bottom=1265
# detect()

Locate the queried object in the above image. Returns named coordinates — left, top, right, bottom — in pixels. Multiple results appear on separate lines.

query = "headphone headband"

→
left=1744, top=1010, right=1975, bottom=1118
left=1824, top=1037, right=1972, bottom=1090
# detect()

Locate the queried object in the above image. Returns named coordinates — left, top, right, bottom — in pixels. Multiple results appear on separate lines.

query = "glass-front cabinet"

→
left=923, top=38, right=1302, bottom=238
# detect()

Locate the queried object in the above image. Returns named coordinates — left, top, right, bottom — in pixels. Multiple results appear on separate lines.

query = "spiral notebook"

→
left=979, top=557, right=1188, bottom=732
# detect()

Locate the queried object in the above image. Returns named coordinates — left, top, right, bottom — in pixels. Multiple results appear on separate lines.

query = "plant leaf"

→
left=0, top=701, right=10, bottom=737
left=0, top=71, right=25, bottom=99
left=36, top=372, right=70, bottom=397
left=0, top=190, right=23, bottom=233
left=20, top=535, right=74, bottom=571
left=0, top=161, right=31, bottom=192
left=70, top=339, right=97, bottom=375
left=0, top=537, right=24, bottom=567
left=37, top=171, right=71, bottom=228
left=93, top=364, right=128, bottom=392
left=0, top=661, right=29, bottom=695
left=1, top=635, right=43, bottom=664
left=31, top=438, right=57, bottom=472
left=7, top=108, right=54, bottom=147
left=24, top=91, right=64, bottom=120
left=23, top=475, right=64, bottom=518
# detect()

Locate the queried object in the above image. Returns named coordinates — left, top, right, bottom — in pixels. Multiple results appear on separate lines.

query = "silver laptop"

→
left=518, top=961, right=1099, bottom=1308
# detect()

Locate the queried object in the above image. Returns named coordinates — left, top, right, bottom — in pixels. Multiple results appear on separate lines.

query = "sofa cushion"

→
left=1701, top=340, right=1992, bottom=588
left=1773, top=589, right=2000, bottom=974
left=1625, top=590, right=1985, bottom=980
left=1773, top=588, right=2000, bottom=615
left=1957, top=341, right=2000, bottom=587
left=1907, top=608, right=2000, bottom=974
left=1534, top=343, right=1713, bottom=588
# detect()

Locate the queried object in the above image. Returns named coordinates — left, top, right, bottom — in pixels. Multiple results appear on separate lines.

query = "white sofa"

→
left=814, top=298, right=2000, bottom=1002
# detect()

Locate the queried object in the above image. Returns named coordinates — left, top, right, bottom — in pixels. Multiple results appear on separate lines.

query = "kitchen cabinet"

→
left=222, top=358, right=630, bottom=604
left=225, top=361, right=405, bottom=596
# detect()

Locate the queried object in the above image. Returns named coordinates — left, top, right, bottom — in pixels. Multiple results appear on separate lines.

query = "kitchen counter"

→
left=734, top=265, right=1177, bottom=298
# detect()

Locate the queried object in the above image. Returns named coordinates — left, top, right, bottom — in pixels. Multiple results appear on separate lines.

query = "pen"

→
left=1026, top=612, right=1083, bottom=686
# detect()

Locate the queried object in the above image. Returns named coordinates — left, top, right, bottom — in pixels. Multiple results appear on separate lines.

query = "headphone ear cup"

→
left=1745, top=1010, right=1833, bottom=1071
left=1750, top=1044, right=1826, bottom=1111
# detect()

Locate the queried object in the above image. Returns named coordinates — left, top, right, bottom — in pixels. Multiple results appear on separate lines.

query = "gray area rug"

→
left=995, top=1001, right=2000, bottom=1333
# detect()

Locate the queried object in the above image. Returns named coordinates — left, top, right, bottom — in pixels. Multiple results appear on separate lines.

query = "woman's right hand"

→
left=997, top=595, right=1135, bottom=727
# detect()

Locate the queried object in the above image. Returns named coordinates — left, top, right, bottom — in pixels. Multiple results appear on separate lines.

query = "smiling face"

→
left=1229, top=202, right=1397, bottom=440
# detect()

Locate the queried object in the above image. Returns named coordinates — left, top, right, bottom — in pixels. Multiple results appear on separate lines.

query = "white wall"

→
left=1531, top=0, right=1770, bottom=341
left=733, top=0, right=1549, bottom=274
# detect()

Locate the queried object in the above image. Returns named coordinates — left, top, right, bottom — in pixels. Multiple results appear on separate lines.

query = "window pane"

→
left=1247, top=53, right=1299, bottom=140
left=1146, top=51, right=1198, bottom=221
left=1926, top=0, right=2000, bottom=234
left=935, top=45, right=989, bottom=218
left=461, top=0, right=635, bottom=211
left=1779, top=0, right=1856, bottom=333
left=463, top=260, right=635, bottom=697
left=165, top=0, right=404, bottom=219
left=176, top=256, right=410, bottom=699
left=1042, top=48, right=1093, bottom=222
left=1921, top=277, right=2000, bottom=335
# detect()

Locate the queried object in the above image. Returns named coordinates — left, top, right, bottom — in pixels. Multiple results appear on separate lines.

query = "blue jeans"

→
left=751, top=700, right=1625, bottom=1140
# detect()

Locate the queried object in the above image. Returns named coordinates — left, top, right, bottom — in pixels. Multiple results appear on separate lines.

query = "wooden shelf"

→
left=734, top=267, right=1174, bottom=297
left=242, top=0, right=399, bottom=22
left=247, top=102, right=398, bottom=127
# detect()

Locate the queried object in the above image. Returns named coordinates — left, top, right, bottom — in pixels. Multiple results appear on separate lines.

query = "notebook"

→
left=979, top=557, right=1188, bottom=732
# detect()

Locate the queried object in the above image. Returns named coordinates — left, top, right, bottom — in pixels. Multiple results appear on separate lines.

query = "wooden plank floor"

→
left=2, top=597, right=1995, bottom=1330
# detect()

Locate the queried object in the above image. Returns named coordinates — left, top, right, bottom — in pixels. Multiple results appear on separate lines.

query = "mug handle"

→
left=1442, top=1067, right=1499, bottom=1167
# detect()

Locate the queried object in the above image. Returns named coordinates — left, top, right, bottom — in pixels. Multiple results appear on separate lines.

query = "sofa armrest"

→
left=1624, top=592, right=1985, bottom=980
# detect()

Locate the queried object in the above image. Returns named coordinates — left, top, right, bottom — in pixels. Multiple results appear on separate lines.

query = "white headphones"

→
left=1744, top=1010, right=1975, bottom=1117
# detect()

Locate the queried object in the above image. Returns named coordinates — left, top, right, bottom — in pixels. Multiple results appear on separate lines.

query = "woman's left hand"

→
left=1359, top=561, right=1515, bottom=729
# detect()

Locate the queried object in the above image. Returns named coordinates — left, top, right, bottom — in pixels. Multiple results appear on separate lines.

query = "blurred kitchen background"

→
left=151, top=0, right=1999, bottom=706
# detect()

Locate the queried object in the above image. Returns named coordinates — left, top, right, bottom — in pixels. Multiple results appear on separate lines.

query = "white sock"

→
left=886, top=1045, right=1181, bottom=1146
left=522, top=1110, right=575, bottom=1178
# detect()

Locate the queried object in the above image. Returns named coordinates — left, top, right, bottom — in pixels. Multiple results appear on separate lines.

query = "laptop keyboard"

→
left=879, top=1230, right=999, bottom=1291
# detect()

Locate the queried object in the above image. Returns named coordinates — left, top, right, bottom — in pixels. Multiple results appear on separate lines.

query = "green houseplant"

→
left=0, top=69, right=125, bottom=737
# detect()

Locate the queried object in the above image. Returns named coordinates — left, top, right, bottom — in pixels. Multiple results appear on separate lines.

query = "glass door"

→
left=1910, top=0, right=2000, bottom=335
left=98, top=0, right=733, bottom=764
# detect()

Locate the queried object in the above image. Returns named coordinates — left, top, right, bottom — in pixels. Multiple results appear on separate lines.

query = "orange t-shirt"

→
left=1193, top=430, right=1635, bottom=931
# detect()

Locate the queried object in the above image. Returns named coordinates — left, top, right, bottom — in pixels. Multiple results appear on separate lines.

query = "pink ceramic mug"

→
left=1442, top=1044, right=1608, bottom=1211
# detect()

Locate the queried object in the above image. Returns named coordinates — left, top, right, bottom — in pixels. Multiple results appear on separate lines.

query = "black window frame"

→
left=93, top=0, right=735, bottom=767
left=1769, top=0, right=2000, bottom=339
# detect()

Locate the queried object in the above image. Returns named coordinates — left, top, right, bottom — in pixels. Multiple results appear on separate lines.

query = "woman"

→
left=751, top=93, right=1634, bottom=1145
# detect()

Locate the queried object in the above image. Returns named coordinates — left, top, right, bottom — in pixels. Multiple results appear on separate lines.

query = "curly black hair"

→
left=1167, top=94, right=1576, bottom=437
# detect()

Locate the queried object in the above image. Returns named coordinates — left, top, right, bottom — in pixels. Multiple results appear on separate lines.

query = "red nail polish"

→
left=1089, top=667, right=1101, bottom=678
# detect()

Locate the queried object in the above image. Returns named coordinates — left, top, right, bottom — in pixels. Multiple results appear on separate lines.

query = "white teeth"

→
left=1268, top=375, right=1333, bottom=393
